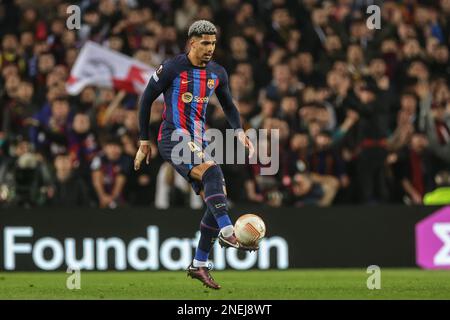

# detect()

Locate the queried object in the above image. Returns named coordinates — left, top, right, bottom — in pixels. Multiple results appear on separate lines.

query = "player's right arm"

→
left=135, top=62, right=174, bottom=170
left=215, top=66, right=255, bottom=159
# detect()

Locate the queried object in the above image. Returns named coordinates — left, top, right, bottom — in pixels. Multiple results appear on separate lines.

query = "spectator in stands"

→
left=308, top=130, right=348, bottom=187
left=48, top=153, right=92, bottom=207
left=352, top=78, right=391, bottom=203
left=285, top=172, right=339, bottom=207
left=425, top=98, right=450, bottom=171
left=393, top=133, right=434, bottom=205
left=249, top=97, right=279, bottom=130
left=68, top=112, right=99, bottom=184
left=0, top=137, right=52, bottom=207
left=91, top=138, right=129, bottom=209
left=29, top=97, right=71, bottom=160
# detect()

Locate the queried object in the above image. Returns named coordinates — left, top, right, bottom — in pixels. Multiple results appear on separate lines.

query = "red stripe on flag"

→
left=67, top=76, right=77, bottom=85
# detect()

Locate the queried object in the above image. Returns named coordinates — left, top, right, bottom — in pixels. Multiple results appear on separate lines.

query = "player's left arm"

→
left=215, top=68, right=254, bottom=158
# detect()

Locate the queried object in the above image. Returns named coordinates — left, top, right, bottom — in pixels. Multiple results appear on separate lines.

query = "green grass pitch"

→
left=1, top=269, right=449, bottom=299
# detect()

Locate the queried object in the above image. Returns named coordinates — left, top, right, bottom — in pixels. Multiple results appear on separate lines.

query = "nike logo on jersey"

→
left=181, top=80, right=192, bottom=84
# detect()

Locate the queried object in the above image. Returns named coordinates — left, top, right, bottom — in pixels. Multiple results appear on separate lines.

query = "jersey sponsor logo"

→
left=194, top=96, right=209, bottom=103
left=181, top=92, right=209, bottom=104
left=207, top=79, right=215, bottom=89
left=181, top=80, right=191, bottom=84
left=181, top=92, right=193, bottom=103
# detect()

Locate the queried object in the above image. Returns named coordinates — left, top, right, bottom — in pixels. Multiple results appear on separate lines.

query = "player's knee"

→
left=190, top=161, right=215, bottom=181
left=201, top=164, right=226, bottom=196
left=202, top=164, right=223, bottom=184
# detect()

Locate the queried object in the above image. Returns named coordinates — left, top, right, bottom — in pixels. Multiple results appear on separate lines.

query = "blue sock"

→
left=194, top=209, right=219, bottom=262
left=216, top=214, right=232, bottom=229
left=194, top=248, right=209, bottom=262
left=202, top=165, right=233, bottom=229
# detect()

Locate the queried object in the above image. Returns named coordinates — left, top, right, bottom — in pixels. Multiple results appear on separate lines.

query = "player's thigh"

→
left=158, top=138, right=194, bottom=180
left=179, top=138, right=216, bottom=182
left=158, top=135, right=214, bottom=195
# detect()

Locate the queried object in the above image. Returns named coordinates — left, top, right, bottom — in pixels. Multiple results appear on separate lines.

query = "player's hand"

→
left=134, top=140, right=151, bottom=171
left=237, top=130, right=255, bottom=159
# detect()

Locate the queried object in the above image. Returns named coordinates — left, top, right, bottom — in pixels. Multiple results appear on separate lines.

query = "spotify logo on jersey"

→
left=181, top=92, right=193, bottom=103
left=181, top=92, right=209, bottom=104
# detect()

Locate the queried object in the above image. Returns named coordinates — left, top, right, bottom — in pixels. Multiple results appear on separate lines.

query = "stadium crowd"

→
left=0, top=0, right=449, bottom=208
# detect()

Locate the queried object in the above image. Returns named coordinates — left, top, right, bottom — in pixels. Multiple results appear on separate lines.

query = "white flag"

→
left=66, top=41, right=154, bottom=95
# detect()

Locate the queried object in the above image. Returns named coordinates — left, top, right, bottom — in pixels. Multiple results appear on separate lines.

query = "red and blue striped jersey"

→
left=138, top=53, right=242, bottom=142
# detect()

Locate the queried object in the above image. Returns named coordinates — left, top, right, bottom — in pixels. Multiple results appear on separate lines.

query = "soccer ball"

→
left=234, top=214, right=266, bottom=246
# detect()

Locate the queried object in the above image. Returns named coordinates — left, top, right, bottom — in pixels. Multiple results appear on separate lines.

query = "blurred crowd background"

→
left=0, top=0, right=449, bottom=209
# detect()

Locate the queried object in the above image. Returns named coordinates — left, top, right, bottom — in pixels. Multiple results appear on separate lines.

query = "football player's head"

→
left=188, top=20, right=217, bottom=64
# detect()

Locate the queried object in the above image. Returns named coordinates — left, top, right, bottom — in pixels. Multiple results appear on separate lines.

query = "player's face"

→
left=192, top=34, right=216, bottom=63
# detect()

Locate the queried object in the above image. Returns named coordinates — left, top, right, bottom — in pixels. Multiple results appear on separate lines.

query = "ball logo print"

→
left=244, top=223, right=261, bottom=243
left=235, top=214, right=266, bottom=246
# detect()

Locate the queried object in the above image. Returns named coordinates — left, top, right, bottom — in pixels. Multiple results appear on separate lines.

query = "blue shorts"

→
left=157, top=123, right=215, bottom=195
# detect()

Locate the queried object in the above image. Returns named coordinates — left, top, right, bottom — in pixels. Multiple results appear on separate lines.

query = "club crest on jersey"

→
left=207, top=79, right=215, bottom=89
left=182, top=92, right=193, bottom=103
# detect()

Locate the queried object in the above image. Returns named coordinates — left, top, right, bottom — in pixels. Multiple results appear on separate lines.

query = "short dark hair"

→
left=103, top=137, right=122, bottom=147
left=188, top=20, right=217, bottom=38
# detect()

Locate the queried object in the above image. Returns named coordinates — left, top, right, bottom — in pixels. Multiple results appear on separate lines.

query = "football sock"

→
left=194, top=209, right=220, bottom=263
left=220, top=225, right=234, bottom=237
left=193, top=259, right=208, bottom=268
left=201, top=165, right=233, bottom=230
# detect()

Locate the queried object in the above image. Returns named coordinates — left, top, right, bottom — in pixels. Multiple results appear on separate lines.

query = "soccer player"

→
left=134, top=20, right=257, bottom=289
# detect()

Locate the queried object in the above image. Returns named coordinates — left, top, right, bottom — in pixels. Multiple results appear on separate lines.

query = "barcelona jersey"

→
left=139, top=53, right=241, bottom=143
